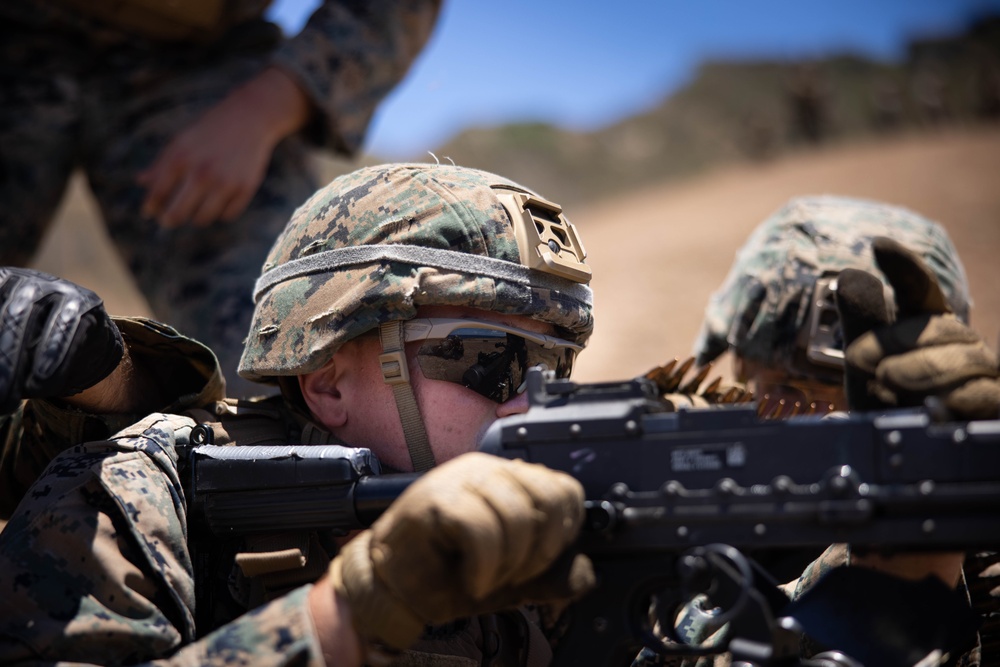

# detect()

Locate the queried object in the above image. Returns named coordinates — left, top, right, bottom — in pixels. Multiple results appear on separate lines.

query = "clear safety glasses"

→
left=403, top=318, right=582, bottom=403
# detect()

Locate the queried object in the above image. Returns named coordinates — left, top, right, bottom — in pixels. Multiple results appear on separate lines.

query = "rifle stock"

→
left=185, top=370, right=1000, bottom=666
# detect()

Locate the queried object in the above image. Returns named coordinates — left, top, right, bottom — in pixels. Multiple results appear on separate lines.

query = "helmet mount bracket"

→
left=497, top=192, right=591, bottom=283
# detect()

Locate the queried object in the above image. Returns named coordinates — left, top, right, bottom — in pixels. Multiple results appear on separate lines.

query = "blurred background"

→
left=33, top=0, right=1000, bottom=383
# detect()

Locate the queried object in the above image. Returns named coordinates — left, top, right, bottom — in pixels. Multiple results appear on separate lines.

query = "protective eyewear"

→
left=403, top=318, right=581, bottom=402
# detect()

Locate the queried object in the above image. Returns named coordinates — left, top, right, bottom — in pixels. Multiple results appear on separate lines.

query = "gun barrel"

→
left=186, top=444, right=418, bottom=535
left=355, top=474, right=419, bottom=525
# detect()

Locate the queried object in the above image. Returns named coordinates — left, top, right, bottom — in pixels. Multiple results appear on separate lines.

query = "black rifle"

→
left=184, top=370, right=1000, bottom=666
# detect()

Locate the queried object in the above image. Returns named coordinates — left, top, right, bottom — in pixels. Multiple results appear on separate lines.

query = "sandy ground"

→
left=31, top=126, right=1000, bottom=387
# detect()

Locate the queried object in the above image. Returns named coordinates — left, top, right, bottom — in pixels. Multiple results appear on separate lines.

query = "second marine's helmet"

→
left=239, top=163, right=594, bottom=469
left=693, top=195, right=971, bottom=383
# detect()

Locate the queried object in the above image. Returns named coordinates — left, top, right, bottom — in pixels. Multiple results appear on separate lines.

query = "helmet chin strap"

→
left=378, top=321, right=436, bottom=472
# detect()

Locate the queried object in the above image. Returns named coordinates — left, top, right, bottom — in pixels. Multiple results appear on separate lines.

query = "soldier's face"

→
left=299, top=306, right=553, bottom=472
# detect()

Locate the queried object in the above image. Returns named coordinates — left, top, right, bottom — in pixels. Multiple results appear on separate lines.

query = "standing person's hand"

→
left=137, top=67, right=312, bottom=228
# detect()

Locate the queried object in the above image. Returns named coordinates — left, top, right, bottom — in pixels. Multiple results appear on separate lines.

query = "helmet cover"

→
left=240, top=163, right=594, bottom=381
left=693, top=195, right=971, bottom=376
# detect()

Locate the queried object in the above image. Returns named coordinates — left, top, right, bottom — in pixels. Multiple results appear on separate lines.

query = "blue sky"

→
left=269, top=0, right=1000, bottom=158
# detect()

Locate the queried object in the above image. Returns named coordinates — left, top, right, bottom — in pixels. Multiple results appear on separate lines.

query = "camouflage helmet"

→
left=693, top=195, right=970, bottom=382
left=239, top=163, right=594, bottom=382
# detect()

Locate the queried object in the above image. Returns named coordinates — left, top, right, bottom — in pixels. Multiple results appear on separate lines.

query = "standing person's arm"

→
left=138, top=0, right=443, bottom=228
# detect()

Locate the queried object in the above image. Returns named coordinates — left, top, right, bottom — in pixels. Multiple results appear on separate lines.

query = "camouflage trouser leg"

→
left=0, top=44, right=79, bottom=267
left=82, top=51, right=318, bottom=399
left=1, top=25, right=319, bottom=398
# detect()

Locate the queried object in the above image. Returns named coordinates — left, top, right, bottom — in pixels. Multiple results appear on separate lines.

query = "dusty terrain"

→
left=32, top=127, right=1000, bottom=386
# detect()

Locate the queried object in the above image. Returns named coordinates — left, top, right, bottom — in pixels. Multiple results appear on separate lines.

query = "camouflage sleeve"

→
left=0, top=414, right=326, bottom=666
left=271, top=0, right=443, bottom=155
left=778, top=543, right=849, bottom=600
left=0, top=317, right=224, bottom=520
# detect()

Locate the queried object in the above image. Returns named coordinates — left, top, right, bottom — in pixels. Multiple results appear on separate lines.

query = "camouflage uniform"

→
left=0, top=164, right=595, bottom=665
left=0, top=0, right=441, bottom=398
left=0, top=364, right=559, bottom=667
left=635, top=195, right=981, bottom=667
left=0, top=317, right=224, bottom=520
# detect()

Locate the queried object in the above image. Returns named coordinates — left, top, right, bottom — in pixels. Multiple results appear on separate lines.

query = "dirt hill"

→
left=32, top=126, right=1000, bottom=388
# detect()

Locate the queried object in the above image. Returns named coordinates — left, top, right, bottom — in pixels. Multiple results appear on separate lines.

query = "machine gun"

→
left=184, top=370, right=1000, bottom=666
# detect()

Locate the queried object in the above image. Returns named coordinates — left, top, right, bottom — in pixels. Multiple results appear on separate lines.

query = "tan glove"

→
left=836, top=237, right=1000, bottom=420
left=329, top=452, right=595, bottom=651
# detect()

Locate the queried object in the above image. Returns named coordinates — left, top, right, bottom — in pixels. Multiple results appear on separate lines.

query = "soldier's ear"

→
left=298, top=359, right=348, bottom=430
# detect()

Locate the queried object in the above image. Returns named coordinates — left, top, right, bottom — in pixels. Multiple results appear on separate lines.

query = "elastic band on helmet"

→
left=253, top=245, right=594, bottom=305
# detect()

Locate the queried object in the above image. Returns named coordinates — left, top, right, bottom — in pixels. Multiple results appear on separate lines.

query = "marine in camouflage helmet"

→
left=693, top=195, right=971, bottom=384
left=681, top=196, right=985, bottom=666
left=240, top=162, right=594, bottom=470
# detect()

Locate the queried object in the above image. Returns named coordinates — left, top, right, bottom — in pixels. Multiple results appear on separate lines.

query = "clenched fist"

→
left=329, top=452, right=595, bottom=651
left=0, top=268, right=123, bottom=414
left=835, top=238, right=1000, bottom=420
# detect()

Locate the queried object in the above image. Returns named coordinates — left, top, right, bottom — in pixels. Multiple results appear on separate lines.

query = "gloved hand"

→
left=0, top=268, right=123, bottom=414
left=835, top=237, right=1000, bottom=420
left=329, top=452, right=595, bottom=651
